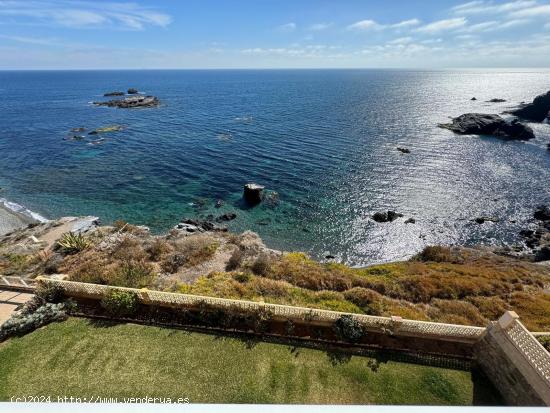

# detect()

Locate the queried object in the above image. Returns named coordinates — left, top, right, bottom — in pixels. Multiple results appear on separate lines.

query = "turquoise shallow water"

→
left=0, top=69, right=549, bottom=265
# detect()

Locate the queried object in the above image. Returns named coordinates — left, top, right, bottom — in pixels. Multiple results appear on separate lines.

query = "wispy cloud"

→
left=512, top=4, right=550, bottom=16
left=387, top=36, right=413, bottom=44
left=391, top=19, right=422, bottom=28
left=277, top=22, right=297, bottom=32
left=347, top=18, right=421, bottom=31
left=0, top=0, right=172, bottom=30
left=0, top=34, right=60, bottom=45
left=308, top=22, right=332, bottom=31
left=415, top=17, right=468, bottom=33
left=452, top=0, right=537, bottom=14
left=347, top=19, right=380, bottom=30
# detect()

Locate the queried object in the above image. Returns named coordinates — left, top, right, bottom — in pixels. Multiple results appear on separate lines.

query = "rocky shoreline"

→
left=440, top=89, right=550, bottom=141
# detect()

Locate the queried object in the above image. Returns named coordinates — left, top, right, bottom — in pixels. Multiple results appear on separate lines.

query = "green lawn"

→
left=0, top=318, right=501, bottom=405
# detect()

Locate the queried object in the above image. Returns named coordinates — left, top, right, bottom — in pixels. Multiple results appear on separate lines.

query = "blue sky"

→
left=0, top=0, right=549, bottom=69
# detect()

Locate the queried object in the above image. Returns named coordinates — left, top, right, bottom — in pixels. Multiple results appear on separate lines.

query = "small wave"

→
left=234, top=116, right=253, bottom=122
left=0, top=198, right=49, bottom=223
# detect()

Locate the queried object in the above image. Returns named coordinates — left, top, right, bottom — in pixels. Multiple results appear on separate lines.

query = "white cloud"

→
left=512, top=4, right=550, bottom=16
left=390, top=19, right=421, bottom=28
left=415, top=17, right=468, bottom=33
left=308, top=22, right=332, bottom=31
left=277, top=22, right=297, bottom=32
left=452, top=0, right=537, bottom=15
left=347, top=18, right=421, bottom=31
left=347, top=19, right=381, bottom=30
left=499, top=18, right=531, bottom=27
left=0, top=0, right=171, bottom=30
left=460, top=20, right=500, bottom=32
left=388, top=36, right=413, bottom=44
left=0, top=34, right=60, bottom=46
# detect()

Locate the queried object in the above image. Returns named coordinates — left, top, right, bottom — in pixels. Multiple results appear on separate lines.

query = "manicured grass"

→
left=0, top=318, right=501, bottom=405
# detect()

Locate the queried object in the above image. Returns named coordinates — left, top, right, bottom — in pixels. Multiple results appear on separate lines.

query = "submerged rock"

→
left=94, top=95, right=159, bottom=109
left=396, top=147, right=411, bottom=154
left=471, top=97, right=477, bottom=101
left=174, top=218, right=228, bottom=233
left=439, top=113, right=535, bottom=140
left=372, top=211, right=403, bottom=223
left=404, top=218, right=416, bottom=224
left=88, top=125, right=124, bottom=135
left=487, top=98, right=506, bottom=103
left=243, top=183, right=265, bottom=206
left=510, top=90, right=550, bottom=122
left=127, top=88, right=139, bottom=94
left=474, top=216, right=500, bottom=224
left=263, top=191, right=280, bottom=207
left=216, top=212, right=237, bottom=222
left=70, top=127, right=86, bottom=132
left=215, top=199, right=224, bottom=209
left=104, top=91, right=124, bottom=97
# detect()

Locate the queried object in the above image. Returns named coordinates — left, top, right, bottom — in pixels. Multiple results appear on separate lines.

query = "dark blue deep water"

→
left=0, top=69, right=549, bottom=265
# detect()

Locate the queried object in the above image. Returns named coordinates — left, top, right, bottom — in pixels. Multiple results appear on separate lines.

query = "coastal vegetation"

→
left=0, top=317, right=501, bottom=405
left=1, top=219, right=549, bottom=331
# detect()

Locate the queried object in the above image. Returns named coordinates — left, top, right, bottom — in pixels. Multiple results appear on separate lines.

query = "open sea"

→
left=0, top=69, right=549, bottom=266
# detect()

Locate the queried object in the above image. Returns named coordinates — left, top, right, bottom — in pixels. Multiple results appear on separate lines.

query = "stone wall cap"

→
left=498, top=311, right=520, bottom=329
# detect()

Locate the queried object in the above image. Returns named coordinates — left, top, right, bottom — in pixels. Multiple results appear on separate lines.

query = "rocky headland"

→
left=439, top=113, right=535, bottom=140
left=509, top=90, right=550, bottom=122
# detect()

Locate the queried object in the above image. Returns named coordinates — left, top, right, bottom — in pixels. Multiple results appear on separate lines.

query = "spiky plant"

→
left=57, top=232, right=92, bottom=254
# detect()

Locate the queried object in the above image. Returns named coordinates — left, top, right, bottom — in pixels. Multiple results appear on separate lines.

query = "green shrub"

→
left=57, top=232, right=92, bottom=253
left=414, top=246, right=453, bottom=263
left=333, top=315, right=364, bottom=343
left=161, top=253, right=187, bottom=273
left=35, top=283, right=65, bottom=303
left=251, top=254, right=271, bottom=276
left=100, top=290, right=139, bottom=317
left=111, top=261, right=154, bottom=288
left=147, top=238, right=172, bottom=261
left=0, top=302, right=67, bottom=341
left=538, top=336, right=550, bottom=352
left=252, top=307, right=273, bottom=334
left=226, top=248, right=244, bottom=271
left=233, top=272, right=251, bottom=283
left=343, top=287, right=384, bottom=315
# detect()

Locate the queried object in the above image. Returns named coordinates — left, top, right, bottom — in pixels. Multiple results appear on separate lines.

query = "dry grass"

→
left=175, top=247, right=550, bottom=330
left=6, top=221, right=549, bottom=330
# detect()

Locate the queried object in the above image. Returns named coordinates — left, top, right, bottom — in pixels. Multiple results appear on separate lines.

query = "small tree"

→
left=333, top=315, right=365, bottom=343
left=101, top=290, right=139, bottom=317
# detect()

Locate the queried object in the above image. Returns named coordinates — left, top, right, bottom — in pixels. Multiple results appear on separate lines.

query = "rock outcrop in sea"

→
left=510, top=90, right=550, bottom=122
left=372, top=211, right=403, bottom=223
left=94, top=95, right=160, bottom=109
left=439, top=113, right=535, bottom=140
left=243, top=183, right=264, bottom=206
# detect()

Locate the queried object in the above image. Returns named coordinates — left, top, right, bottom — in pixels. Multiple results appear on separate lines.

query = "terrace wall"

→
left=37, top=278, right=550, bottom=406
left=474, top=312, right=550, bottom=406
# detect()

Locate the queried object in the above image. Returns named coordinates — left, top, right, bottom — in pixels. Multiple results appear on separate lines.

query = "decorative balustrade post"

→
left=390, top=316, right=403, bottom=334
left=498, top=311, right=520, bottom=330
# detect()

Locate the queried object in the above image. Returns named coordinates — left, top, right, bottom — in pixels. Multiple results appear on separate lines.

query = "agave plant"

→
left=57, top=232, right=92, bottom=253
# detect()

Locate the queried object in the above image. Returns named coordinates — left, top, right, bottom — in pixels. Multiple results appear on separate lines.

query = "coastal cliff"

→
left=1, top=215, right=549, bottom=331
